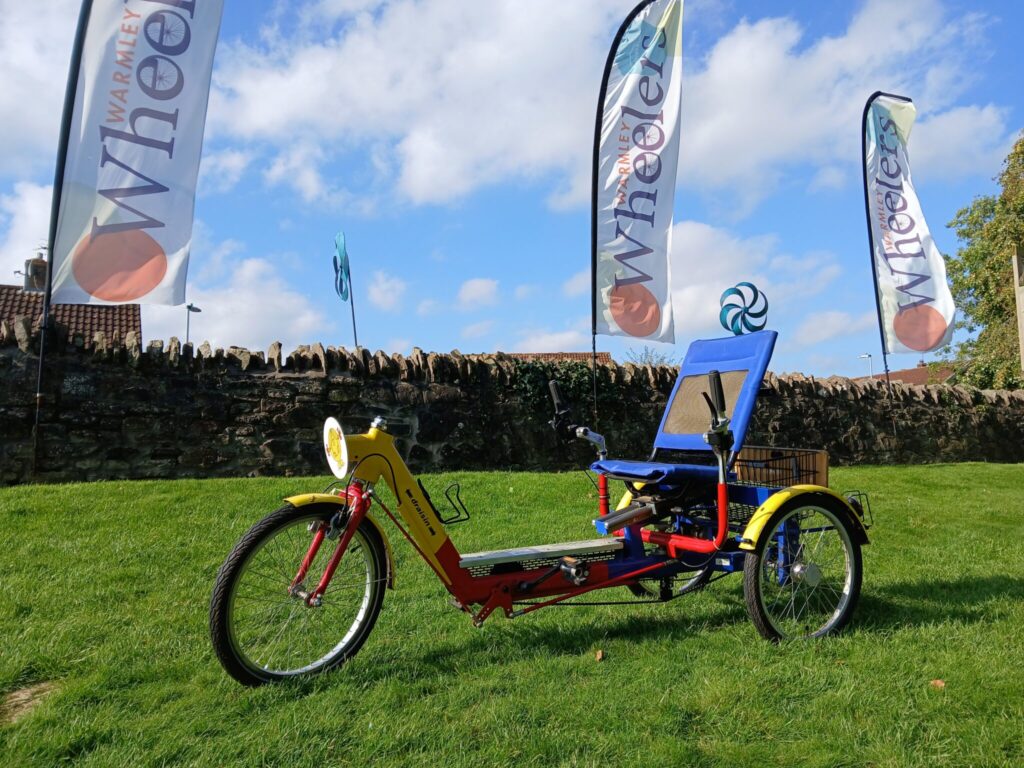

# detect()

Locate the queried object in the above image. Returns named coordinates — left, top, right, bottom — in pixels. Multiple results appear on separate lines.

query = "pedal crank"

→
left=559, top=556, right=589, bottom=586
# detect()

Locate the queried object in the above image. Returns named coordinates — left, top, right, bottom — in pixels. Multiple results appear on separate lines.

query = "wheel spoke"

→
left=752, top=504, right=858, bottom=639
left=226, top=514, right=380, bottom=678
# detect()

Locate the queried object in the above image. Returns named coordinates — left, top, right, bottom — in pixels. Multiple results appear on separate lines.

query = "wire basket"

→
left=734, top=446, right=828, bottom=489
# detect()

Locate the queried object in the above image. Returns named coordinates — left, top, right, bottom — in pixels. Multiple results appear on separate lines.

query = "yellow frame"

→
left=289, top=426, right=454, bottom=584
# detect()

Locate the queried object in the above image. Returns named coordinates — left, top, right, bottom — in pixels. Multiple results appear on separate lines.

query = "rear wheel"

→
left=210, top=504, right=387, bottom=686
left=743, top=494, right=862, bottom=641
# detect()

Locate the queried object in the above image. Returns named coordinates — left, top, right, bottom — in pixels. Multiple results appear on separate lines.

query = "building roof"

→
left=509, top=351, right=615, bottom=365
left=854, top=362, right=954, bottom=386
left=0, top=284, right=141, bottom=341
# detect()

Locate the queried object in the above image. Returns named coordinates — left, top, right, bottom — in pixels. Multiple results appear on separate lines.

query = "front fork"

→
left=289, top=482, right=370, bottom=606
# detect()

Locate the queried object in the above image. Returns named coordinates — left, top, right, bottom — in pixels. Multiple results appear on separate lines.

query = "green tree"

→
left=945, top=131, right=1024, bottom=389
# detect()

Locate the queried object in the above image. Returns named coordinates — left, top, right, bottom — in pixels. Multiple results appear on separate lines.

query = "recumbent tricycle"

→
left=210, top=330, right=871, bottom=685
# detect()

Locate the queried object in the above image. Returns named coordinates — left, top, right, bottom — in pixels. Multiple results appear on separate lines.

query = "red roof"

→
left=0, top=284, right=141, bottom=341
left=855, top=364, right=954, bottom=386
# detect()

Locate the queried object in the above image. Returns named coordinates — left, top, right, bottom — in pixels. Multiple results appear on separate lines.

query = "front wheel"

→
left=742, top=494, right=863, bottom=641
left=210, top=504, right=387, bottom=686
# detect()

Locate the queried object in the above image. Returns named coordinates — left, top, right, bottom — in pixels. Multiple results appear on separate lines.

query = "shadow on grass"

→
left=348, top=600, right=749, bottom=686
left=859, top=575, right=1024, bottom=630
left=261, top=575, right=1024, bottom=694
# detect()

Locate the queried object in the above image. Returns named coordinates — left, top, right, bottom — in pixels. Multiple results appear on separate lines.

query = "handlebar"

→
left=547, top=379, right=607, bottom=458
left=701, top=369, right=728, bottom=426
left=549, top=380, right=569, bottom=415
left=709, top=370, right=726, bottom=416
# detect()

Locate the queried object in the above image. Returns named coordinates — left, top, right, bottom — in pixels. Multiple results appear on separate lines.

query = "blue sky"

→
left=1, top=0, right=1021, bottom=377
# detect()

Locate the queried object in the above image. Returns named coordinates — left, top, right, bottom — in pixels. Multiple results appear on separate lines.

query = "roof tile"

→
left=0, top=284, right=142, bottom=342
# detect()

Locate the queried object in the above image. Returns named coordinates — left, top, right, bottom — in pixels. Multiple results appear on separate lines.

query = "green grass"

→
left=1, top=464, right=1023, bottom=767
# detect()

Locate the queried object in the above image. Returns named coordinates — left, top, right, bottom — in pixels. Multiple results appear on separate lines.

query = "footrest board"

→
left=459, top=539, right=623, bottom=569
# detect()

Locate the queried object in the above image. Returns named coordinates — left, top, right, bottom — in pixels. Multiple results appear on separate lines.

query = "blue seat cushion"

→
left=590, top=458, right=719, bottom=484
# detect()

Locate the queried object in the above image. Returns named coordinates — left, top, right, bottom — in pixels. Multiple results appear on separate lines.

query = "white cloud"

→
left=562, top=269, right=590, bottom=298
left=209, top=0, right=626, bottom=204
left=794, top=311, right=876, bottom=346
left=512, top=329, right=589, bottom=353
left=457, top=278, right=498, bottom=310
left=367, top=270, right=407, bottom=311
left=514, top=284, right=537, bottom=300
left=808, top=166, right=847, bottom=192
left=193, top=236, right=245, bottom=284
left=0, top=182, right=52, bottom=283
left=386, top=337, right=411, bottom=354
left=143, top=258, right=333, bottom=352
left=0, top=0, right=1010, bottom=218
left=263, top=141, right=332, bottom=203
left=199, top=149, right=254, bottom=195
left=202, top=0, right=1009, bottom=213
left=669, top=220, right=842, bottom=337
left=910, top=105, right=1014, bottom=181
left=676, top=0, right=1011, bottom=207
left=0, top=1, right=77, bottom=176
left=461, top=320, right=493, bottom=339
left=417, top=298, right=440, bottom=316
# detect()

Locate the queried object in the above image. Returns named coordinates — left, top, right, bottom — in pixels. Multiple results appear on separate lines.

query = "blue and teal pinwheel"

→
left=333, top=232, right=351, bottom=303
left=719, top=282, right=768, bottom=335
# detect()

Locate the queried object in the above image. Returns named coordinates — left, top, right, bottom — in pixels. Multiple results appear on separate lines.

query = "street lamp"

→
left=186, top=303, right=202, bottom=345
left=858, top=352, right=874, bottom=379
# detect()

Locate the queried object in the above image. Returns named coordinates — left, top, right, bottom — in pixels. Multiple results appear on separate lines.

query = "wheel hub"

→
left=792, top=562, right=822, bottom=588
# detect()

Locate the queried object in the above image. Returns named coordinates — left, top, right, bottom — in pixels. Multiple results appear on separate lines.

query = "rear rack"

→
left=733, top=446, right=828, bottom=489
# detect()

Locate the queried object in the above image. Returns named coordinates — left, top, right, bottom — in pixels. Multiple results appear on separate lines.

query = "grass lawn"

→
left=1, top=464, right=1023, bottom=767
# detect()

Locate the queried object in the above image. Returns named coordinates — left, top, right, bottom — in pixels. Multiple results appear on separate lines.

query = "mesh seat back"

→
left=653, top=330, right=777, bottom=457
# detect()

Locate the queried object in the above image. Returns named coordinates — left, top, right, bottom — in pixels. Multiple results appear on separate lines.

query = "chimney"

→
left=23, top=257, right=47, bottom=293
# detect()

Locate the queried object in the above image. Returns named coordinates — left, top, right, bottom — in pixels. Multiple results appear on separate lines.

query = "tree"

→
left=625, top=345, right=679, bottom=367
left=945, top=131, right=1024, bottom=389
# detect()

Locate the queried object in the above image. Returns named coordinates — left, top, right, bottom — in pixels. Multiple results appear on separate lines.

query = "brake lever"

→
left=701, top=391, right=719, bottom=422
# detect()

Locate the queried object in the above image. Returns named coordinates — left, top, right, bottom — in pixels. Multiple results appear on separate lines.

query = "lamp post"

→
left=858, top=352, right=874, bottom=379
left=186, top=303, right=202, bottom=345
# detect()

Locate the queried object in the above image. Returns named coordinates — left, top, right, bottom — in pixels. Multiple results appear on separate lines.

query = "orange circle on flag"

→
left=610, top=283, right=661, bottom=337
left=893, top=305, right=948, bottom=351
left=72, top=230, right=167, bottom=302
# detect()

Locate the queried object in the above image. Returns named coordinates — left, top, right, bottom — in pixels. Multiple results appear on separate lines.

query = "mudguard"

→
left=739, top=485, right=870, bottom=551
left=284, top=493, right=396, bottom=588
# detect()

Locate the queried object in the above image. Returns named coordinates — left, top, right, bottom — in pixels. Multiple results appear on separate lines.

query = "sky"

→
left=0, top=0, right=1022, bottom=377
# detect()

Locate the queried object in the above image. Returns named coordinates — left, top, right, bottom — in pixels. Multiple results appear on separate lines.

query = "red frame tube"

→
left=309, top=483, right=370, bottom=603
left=291, top=526, right=326, bottom=589
left=597, top=473, right=609, bottom=517
left=640, top=481, right=730, bottom=555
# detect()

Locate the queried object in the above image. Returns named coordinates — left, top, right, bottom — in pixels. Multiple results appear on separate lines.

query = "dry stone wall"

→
left=1, top=318, right=1023, bottom=486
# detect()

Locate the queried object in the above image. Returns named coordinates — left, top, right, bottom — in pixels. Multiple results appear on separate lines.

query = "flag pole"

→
left=32, top=0, right=96, bottom=475
left=590, top=0, right=655, bottom=426
left=348, top=261, right=359, bottom=350
left=860, top=90, right=910, bottom=396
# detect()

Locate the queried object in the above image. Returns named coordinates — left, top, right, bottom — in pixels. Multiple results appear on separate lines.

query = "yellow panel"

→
left=738, top=485, right=868, bottom=551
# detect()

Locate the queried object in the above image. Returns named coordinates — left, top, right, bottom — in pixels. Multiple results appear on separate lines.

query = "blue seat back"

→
left=653, top=330, right=777, bottom=456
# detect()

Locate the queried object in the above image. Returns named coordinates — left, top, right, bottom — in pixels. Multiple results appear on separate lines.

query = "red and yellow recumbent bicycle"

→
left=210, top=331, right=871, bottom=686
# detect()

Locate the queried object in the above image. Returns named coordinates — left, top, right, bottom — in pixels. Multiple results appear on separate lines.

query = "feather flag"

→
left=592, top=0, right=684, bottom=343
left=333, top=232, right=351, bottom=303
left=50, top=0, right=224, bottom=306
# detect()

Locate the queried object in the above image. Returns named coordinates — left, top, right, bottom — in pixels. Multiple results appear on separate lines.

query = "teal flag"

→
left=333, top=232, right=351, bottom=303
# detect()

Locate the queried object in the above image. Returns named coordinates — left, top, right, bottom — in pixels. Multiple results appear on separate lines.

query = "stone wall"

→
left=2, top=317, right=1023, bottom=486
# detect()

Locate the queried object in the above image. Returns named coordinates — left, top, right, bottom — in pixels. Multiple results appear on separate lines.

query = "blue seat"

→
left=592, top=330, right=777, bottom=486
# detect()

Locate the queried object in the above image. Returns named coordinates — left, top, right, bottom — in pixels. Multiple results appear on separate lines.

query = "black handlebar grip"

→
left=709, top=370, right=726, bottom=415
left=549, top=380, right=567, bottom=412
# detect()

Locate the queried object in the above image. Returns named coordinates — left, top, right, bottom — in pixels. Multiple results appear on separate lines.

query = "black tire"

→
left=743, top=493, right=862, bottom=641
left=210, top=504, right=387, bottom=686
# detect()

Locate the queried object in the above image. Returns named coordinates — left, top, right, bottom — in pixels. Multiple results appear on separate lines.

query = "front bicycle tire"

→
left=210, top=504, right=387, bottom=686
left=742, top=493, right=862, bottom=641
